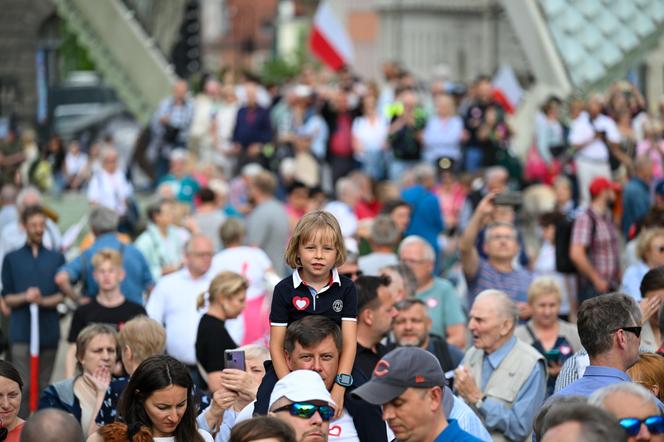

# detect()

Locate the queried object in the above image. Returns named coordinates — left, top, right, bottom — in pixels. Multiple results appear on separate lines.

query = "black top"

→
left=67, top=298, right=146, bottom=343
left=195, top=314, right=237, bottom=372
left=354, top=342, right=388, bottom=385
left=269, top=274, right=358, bottom=327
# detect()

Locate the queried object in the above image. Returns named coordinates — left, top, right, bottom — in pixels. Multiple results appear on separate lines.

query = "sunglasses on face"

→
left=341, top=270, right=363, bottom=279
left=612, top=326, right=642, bottom=338
left=619, top=415, right=664, bottom=436
left=272, top=402, right=335, bottom=421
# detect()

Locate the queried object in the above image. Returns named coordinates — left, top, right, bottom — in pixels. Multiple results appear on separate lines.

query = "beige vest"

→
left=463, top=338, right=545, bottom=442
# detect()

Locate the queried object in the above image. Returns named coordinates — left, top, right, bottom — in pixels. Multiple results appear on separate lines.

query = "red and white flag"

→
left=29, top=303, right=39, bottom=412
left=309, top=1, right=354, bottom=71
left=492, top=65, right=523, bottom=114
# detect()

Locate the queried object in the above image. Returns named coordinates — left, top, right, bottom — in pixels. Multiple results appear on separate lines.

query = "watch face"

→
left=337, top=374, right=352, bottom=385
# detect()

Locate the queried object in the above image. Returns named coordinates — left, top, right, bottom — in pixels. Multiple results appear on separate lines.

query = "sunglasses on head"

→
left=272, top=402, right=335, bottom=421
left=612, top=326, right=642, bottom=338
left=619, top=415, right=664, bottom=436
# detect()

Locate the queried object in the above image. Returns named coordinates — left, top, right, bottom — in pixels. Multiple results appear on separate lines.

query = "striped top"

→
left=467, top=258, right=533, bottom=306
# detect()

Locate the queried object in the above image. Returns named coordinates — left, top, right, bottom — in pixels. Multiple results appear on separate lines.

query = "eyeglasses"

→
left=341, top=270, right=363, bottom=279
left=272, top=402, right=335, bottom=421
left=619, top=416, right=664, bottom=436
left=612, top=326, right=642, bottom=338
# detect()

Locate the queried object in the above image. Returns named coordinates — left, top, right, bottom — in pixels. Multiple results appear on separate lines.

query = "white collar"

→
left=292, top=268, right=341, bottom=288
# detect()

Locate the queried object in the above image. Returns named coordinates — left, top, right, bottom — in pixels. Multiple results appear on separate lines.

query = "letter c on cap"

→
left=373, top=359, right=390, bottom=377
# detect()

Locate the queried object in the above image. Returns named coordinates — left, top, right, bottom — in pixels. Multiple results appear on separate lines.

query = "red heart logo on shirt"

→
left=293, top=296, right=310, bottom=311
left=329, top=425, right=342, bottom=437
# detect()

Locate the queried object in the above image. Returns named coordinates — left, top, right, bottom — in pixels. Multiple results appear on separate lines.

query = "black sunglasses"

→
left=619, top=416, right=664, bottom=436
left=341, top=270, right=363, bottom=279
left=272, top=402, right=335, bottom=421
left=612, top=326, right=642, bottom=338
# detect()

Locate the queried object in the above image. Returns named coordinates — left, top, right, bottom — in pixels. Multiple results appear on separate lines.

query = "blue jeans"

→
left=388, top=158, right=419, bottom=181
left=463, top=146, right=484, bottom=172
left=360, top=150, right=387, bottom=181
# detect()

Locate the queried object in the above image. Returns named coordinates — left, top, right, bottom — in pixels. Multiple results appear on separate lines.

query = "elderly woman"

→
left=39, top=323, right=117, bottom=437
left=622, top=228, right=664, bottom=301
left=515, top=277, right=581, bottom=396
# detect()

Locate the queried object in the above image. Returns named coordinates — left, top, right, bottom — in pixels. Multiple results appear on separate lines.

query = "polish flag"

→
left=309, top=1, right=354, bottom=71
left=492, top=65, right=523, bottom=114
left=29, top=303, right=39, bottom=411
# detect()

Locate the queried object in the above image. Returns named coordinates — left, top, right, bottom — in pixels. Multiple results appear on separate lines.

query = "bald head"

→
left=20, top=409, right=84, bottom=442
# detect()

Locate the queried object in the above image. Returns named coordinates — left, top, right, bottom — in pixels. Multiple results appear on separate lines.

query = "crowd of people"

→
left=1, top=60, right=664, bottom=441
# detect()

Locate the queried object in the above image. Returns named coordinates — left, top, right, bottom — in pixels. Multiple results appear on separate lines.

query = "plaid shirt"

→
left=571, top=208, right=620, bottom=286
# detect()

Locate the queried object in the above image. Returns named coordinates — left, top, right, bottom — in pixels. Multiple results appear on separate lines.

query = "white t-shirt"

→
left=146, top=268, right=214, bottom=364
left=569, top=111, right=620, bottom=161
left=154, top=429, right=213, bottom=442
left=210, top=246, right=273, bottom=301
left=352, top=116, right=388, bottom=155
left=87, top=168, right=133, bottom=215
left=65, top=151, right=88, bottom=177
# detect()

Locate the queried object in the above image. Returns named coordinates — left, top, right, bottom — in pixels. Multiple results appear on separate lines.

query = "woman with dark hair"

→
left=229, top=416, right=296, bottom=442
left=89, top=355, right=212, bottom=442
left=0, top=360, right=25, bottom=441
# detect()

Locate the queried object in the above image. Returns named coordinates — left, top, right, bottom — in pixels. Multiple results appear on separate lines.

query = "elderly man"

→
left=589, top=383, right=664, bottom=442
left=55, top=206, right=153, bottom=305
left=460, top=193, right=533, bottom=316
left=539, top=402, right=627, bottom=442
left=392, top=298, right=464, bottom=373
left=454, top=289, right=546, bottom=442
left=268, top=370, right=335, bottom=442
left=146, top=234, right=215, bottom=386
left=352, top=347, right=484, bottom=442
left=399, top=235, right=466, bottom=348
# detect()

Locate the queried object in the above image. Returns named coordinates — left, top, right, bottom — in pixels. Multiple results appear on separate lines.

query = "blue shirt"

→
left=622, top=177, right=651, bottom=237
left=59, top=233, right=153, bottom=305
left=552, top=365, right=664, bottom=413
left=402, top=184, right=445, bottom=255
left=450, top=396, right=492, bottom=441
left=478, top=337, right=547, bottom=442
left=434, top=419, right=484, bottom=442
left=1, top=244, right=65, bottom=348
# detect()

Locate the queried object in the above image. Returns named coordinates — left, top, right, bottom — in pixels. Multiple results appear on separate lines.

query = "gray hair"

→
left=238, top=344, right=270, bottom=362
left=412, top=163, right=436, bottom=184
left=88, top=206, right=119, bottom=234
left=16, top=186, right=42, bottom=212
left=539, top=401, right=626, bottom=442
left=335, top=177, right=357, bottom=200
left=588, top=382, right=658, bottom=411
left=1, top=184, right=17, bottom=205
left=370, top=215, right=400, bottom=248
left=475, top=289, right=519, bottom=329
left=398, top=235, right=435, bottom=262
left=20, top=408, right=84, bottom=442
left=485, top=166, right=508, bottom=184
left=381, top=263, right=418, bottom=298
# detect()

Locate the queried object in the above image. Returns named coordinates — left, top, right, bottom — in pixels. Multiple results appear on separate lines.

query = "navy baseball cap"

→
left=351, top=347, right=445, bottom=405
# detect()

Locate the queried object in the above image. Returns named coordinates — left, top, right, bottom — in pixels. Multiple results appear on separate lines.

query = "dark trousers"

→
left=11, top=344, right=57, bottom=418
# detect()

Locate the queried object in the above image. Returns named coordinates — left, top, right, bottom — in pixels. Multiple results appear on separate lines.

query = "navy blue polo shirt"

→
left=1, top=244, right=65, bottom=348
left=269, top=269, right=358, bottom=327
left=434, top=419, right=483, bottom=442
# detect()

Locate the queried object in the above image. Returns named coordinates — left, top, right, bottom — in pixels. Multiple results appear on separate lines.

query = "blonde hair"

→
left=197, top=271, right=248, bottom=309
left=626, top=353, right=664, bottom=401
left=283, top=211, right=346, bottom=269
left=76, top=323, right=118, bottom=373
left=527, top=276, right=562, bottom=305
left=636, top=228, right=664, bottom=263
left=118, top=316, right=166, bottom=364
left=92, top=248, right=123, bottom=270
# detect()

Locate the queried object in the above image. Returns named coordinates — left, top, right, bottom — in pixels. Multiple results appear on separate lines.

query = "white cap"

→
left=268, top=370, right=336, bottom=410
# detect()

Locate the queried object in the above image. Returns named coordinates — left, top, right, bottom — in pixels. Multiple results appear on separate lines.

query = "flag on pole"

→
left=29, top=303, right=39, bottom=412
left=492, top=65, right=523, bottom=114
left=309, top=1, right=354, bottom=71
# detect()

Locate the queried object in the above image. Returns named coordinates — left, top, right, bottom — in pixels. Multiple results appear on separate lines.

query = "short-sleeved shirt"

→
left=67, top=298, right=146, bottom=343
left=269, top=269, right=358, bottom=327
left=570, top=208, right=620, bottom=287
left=416, top=277, right=466, bottom=338
left=59, top=233, right=153, bottom=305
left=195, top=314, right=237, bottom=373
left=467, top=258, right=532, bottom=307
left=1, top=244, right=65, bottom=348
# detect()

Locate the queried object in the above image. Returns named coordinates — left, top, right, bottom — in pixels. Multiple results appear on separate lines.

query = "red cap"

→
left=589, top=177, right=620, bottom=197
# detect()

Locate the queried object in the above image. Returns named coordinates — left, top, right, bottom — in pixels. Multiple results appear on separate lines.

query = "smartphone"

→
left=224, top=349, right=246, bottom=371
left=493, top=191, right=523, bottom=207
left=544, top=349, right=561, bottom=365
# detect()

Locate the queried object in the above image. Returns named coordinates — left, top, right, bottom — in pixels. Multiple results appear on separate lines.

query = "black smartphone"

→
left=493, top=191, right=523, bottom=206
left=224, top=349, right=246, bottom=371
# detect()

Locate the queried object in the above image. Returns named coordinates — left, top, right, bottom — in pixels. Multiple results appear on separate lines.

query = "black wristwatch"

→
left=335, top=373, right=353, bottom=387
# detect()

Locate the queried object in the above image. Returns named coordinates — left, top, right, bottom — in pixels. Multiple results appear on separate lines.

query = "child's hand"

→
left=330, top=383, right=345, bottom=420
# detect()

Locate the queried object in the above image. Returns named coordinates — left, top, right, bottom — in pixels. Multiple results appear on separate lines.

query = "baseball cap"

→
left=351, top=347, right=445, bottom=405
left=589, top=176, right=620, bottom=197
left=269, top=370, right=336, bottom=410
